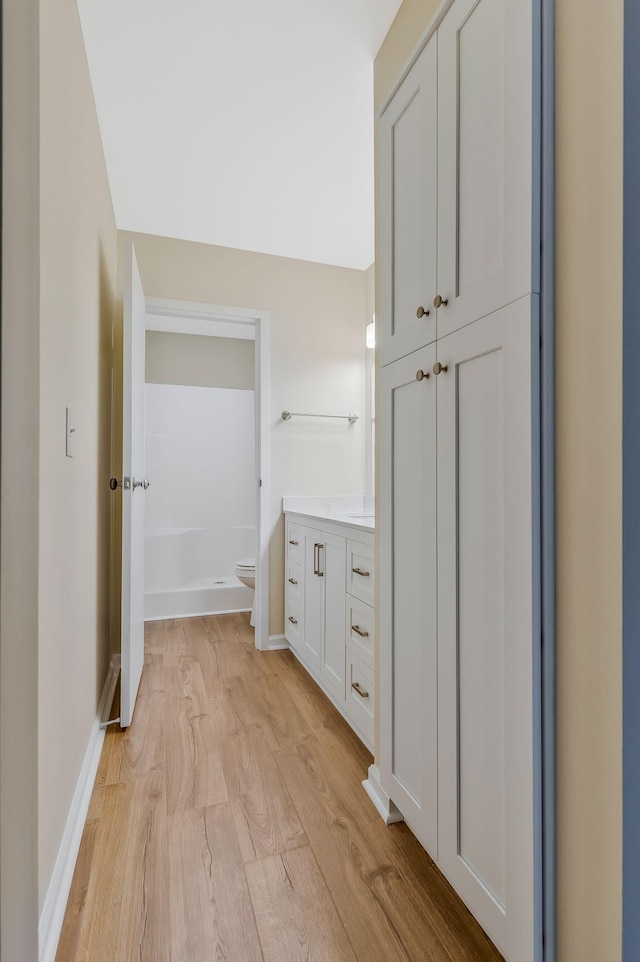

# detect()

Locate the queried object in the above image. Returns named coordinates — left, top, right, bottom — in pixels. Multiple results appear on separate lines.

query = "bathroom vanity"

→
left=283, top=497, right=375, bottom=752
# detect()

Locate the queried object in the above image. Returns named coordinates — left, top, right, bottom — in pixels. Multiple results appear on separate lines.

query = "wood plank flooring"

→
left=56, top=613, right=503, bottom=962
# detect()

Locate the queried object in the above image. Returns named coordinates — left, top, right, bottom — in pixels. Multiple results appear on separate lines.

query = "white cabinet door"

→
left=319, top=533, right=347, bottom=698
left=436, top=0, right=537, bottom=339
left=379, top=34, right=438, bottom=367
left=436, top=297, right=539, bottom=962
left=379, top=344, right=439, bottom=858
left=303, top=531, right=323, bottom=672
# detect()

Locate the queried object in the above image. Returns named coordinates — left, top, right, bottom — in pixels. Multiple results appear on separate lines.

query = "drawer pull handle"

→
left=288, top=615, right=298, bottom=625
left=289, top=539, right=299, bottom=546
left=352, top=567, right=370, bottom=577
left=352, top=625, right=369, bottom=638
left=352, top=681, right=369, bottom=699
left=288, top=578, right=298, bottom=585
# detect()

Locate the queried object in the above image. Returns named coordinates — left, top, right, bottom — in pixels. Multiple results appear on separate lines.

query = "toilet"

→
left=235, top=558, right=256, bottom=627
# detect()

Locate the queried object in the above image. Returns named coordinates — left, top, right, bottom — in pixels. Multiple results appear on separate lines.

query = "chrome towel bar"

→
left=281, top=411, right=358, bottom=425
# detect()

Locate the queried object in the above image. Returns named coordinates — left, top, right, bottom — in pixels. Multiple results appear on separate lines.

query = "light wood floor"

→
left=56, top=613, right=503, bottom=962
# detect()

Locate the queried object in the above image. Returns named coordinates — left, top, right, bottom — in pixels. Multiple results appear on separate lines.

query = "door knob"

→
left=416, top=369, right=430, bottom=381
left=416, top=306, right=430, bottom=318
left=131, top=477, right=151, bottom=491
left=433, top=362, right=449, bottom=375
left=433, top=294, right=449, bottom=308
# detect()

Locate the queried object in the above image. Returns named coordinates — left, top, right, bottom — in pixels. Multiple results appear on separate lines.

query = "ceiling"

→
left=77, top=0, right=403, bottom=270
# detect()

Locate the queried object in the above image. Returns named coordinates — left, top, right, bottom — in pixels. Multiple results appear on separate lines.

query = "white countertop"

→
left=282, top=496, right=375, bottom=533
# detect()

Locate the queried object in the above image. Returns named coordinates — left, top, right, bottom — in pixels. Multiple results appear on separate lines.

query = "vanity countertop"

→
left=282, top=496, right=375, bottom=534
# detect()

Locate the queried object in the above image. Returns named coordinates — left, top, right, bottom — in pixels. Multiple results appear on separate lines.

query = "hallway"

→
left=56, top=614, right=502, bottom=962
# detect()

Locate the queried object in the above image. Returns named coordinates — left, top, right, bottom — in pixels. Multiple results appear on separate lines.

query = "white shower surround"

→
left=144, top=382, right=256, bottom=620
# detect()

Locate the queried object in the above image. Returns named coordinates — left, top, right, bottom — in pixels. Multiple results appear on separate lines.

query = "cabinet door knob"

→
left=416, top=369, right=430, bottom=382
left=416, top=306, right=430, bottom=318
left=433, top=294, right=449, bottom=309
left=433, top=361, right=449, bottom=375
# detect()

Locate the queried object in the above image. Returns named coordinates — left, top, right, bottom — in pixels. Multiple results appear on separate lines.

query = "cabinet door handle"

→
left=313, top=543, right=319, bottom=575
left=289, top=539, right=299, bottom=546
left=288, top=615, right=298, bottom=625
left=316, top=544, right=324, bottom=577
left=352, top=567, right=370, bottom=577
left=351, top=624, right=369, bottom=638
left=288, top=577, right=298, bottom=585
left=351, top=681, right=369, bottom=699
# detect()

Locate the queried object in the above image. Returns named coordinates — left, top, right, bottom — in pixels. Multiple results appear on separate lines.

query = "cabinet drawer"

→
left=286, top=522, right=305, bottom=566
left=346, top=652, right=374, bottom=743
left=285, top=598, right=303, bottom=650
left=347, top=540, right=375, bottom=607
left=285, top=560, right=304, bottom=607
left=346, top=596, right=375, bottom=668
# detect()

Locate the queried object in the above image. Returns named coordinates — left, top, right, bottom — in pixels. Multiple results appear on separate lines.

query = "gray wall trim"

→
left=623, top=0, right=640, bottom=956
left=540, top=0, right=556, bottom=959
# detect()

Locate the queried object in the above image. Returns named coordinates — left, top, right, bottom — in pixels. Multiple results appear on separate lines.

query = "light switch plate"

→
left=65, top=407, right=75, bottom=458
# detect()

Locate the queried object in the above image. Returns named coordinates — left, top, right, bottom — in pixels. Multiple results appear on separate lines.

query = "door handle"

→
left=351, top=625, right=369, bottom=638
left=288, top=577, right=298, bottom=585
left=351, top=681, right=369, bottom=699
left=317, top=544, right=324, bottom=577
left=131, top=477, right=150, bottom=491
left=109, top=476, right=131, bottom=490
left=314, top=543, right=324, bottom=577
left=288, top=615, right=298, bottom=625
left=289, top=539, right=299, bottom=546
left=352, top=567, right=370, bottom=577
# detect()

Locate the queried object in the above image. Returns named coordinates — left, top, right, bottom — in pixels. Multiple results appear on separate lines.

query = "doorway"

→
left=143, top=297, right=270, bottom=650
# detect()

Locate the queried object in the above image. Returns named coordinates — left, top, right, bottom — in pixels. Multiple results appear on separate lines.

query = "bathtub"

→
left=144, top=527, right=254, bottom=621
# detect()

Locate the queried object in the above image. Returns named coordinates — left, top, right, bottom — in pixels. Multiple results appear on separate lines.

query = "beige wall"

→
left=38, top=0, right=117, bottom=913
left=146, top=331, right=255, bottom=390
left=1, top=0, right=41, bottom=954
left=374, top=1, right=624, bottom=960
left=555, top=0, right=623, bottom=958
left=120, top=231, right=368, bottom=637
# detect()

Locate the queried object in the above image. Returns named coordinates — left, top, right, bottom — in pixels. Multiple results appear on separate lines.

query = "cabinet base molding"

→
left=362, top=765, right=404, bottom=825
left=265, top=634, right=289, bottom=651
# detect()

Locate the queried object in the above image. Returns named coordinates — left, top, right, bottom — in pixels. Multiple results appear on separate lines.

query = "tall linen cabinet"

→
left=377, top=1, right=541, bottom=960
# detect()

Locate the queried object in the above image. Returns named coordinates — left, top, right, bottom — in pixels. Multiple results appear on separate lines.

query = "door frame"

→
left=144, top=297, right=271, bottom=651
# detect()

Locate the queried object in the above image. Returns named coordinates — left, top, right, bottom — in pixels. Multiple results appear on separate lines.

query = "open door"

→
left=118, top=241, right=147, bottom=728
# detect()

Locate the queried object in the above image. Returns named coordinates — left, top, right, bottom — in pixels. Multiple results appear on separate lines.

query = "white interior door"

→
left=379, top=33, right=438, bottom=367
left=436, top=297, right=540, bottom=961
left=120, top=242, right=147, bottom=728
left=379, top=343, right=439, bottom=858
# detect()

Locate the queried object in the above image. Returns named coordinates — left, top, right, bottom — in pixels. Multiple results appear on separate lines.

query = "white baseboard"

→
left=362, top=764, right=404, bottom=825
left=39, top=656, right=120, bottom=962
left=265, top=633, right=289, bottom=651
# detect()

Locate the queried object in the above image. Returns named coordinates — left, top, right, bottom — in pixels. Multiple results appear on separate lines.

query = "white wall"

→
left=145, top=384, right=256, bottom=610
left=119, top=230, right=368, bottom=636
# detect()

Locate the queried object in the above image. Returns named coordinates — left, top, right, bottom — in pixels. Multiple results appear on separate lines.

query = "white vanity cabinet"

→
left=284, top=511, right=375, bottom=752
